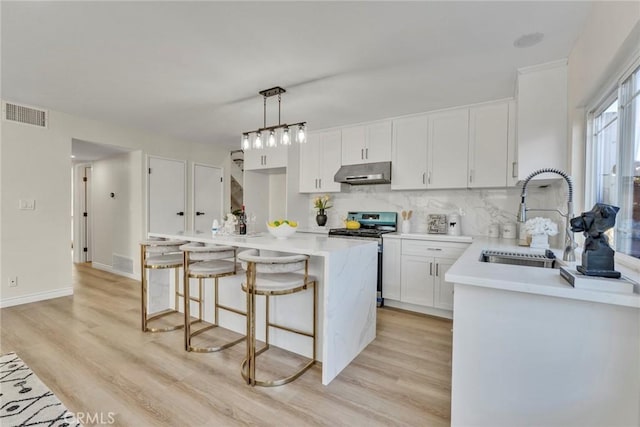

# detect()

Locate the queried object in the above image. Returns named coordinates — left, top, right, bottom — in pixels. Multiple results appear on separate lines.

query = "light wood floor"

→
left=0, top=263, right=453, bottom=426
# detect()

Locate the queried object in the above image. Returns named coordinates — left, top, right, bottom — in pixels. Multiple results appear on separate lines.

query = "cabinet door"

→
left=428, top=109, right=469, bottom=189
left=299, top=133, right=320, bottom=193
left=244, top=149, right=264, bottom=171
left=516, top=63, right=567, bottom=180
left=400, top=255, right=434, bottom=306
left=391, top=115, right=428, bottom=190
left=319, top=130, right=342, bottom=192
left=434, top=258, right=456, bottom=310
left=382, top=238, right=401, bottom=300
left=263, top=145, right=287, bottom=169
left=341, top=126, right=366, bottom=165
left=366, top=121, right=392, bottom=163
left=469, top=102, right=509, bottom=188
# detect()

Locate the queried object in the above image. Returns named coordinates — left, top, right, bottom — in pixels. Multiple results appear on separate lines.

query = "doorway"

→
left=71, top=138, right=133, bottom=266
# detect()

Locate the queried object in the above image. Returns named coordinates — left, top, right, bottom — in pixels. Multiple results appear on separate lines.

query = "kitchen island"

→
left=446, top=238, right=640, bottom=426
left=149, top=230, right=378, bottom=385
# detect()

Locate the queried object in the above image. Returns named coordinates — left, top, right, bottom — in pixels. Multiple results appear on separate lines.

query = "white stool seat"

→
left=189, top=259, right=237, bottom=275
left=252, top=272, right=317, bottom=292
left=146, top=253, right=183, bottom=267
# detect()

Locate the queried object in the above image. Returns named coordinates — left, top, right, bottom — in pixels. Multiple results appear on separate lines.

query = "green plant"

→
left=313, top=194, right=332, bottom=211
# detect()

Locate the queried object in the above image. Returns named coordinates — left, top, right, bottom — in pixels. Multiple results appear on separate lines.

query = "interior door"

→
left=148, top=156, right=186, bottom=233
left=193, top=163, right=223, bottom=232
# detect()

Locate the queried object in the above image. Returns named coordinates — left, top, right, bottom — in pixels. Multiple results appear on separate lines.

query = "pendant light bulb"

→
left=281, top=127, right=291, bottom=145
left=242, top=134, right=250, bottom=150
left=254, top=132, right=263, bottom=149
left=297, top=124, right=307, bottom=143
left=268, top=130, right=276, bottom=147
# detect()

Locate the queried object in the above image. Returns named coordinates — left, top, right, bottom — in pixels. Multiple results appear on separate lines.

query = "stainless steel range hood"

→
left=334, top=161, right=392, bottom=185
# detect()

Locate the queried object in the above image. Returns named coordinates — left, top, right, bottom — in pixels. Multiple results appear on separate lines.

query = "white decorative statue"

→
left=224, top=213, right=238, bottom=234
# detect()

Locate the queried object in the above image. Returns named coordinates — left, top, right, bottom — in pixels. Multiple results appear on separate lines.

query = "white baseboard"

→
left=0, top=287, right=74, bottom=308
left=383, top=299, right=453, bottom=319
left=91, top=262, right=140, bottom=281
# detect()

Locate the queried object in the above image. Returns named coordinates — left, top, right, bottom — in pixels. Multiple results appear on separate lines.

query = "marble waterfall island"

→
left=148, top=230, right=378, bottom=385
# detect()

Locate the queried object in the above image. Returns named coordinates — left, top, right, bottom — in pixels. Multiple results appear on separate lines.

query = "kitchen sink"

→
left=479, top=249, right=557, bottom=269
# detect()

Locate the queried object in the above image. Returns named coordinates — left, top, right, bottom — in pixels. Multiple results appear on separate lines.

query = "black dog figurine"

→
left=570, top=203, right=621, bottom=278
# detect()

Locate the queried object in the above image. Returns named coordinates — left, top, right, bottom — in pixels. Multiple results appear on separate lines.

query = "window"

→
left=589, top=64, right=640, bottom=259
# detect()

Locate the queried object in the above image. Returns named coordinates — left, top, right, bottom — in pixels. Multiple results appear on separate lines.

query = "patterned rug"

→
left=0, top=352, right=81, bottom=427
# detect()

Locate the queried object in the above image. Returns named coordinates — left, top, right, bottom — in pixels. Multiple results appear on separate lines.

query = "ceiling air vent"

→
left=3, top=101, right=48, bottom=128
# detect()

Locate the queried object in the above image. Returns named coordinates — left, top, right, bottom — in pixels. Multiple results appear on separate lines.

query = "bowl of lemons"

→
left=266, top=219, right=298, bottom=239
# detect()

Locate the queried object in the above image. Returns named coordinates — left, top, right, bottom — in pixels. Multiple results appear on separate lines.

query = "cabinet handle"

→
left=428, top=171, right=431, bottom=185
left=422, top=172, right=426, bottom=184
left=435, top=263, right=439, bottom=277
left=427, top=247, right=442, bottom=251
left=319, top=178, right=322, bottom=188
left=315, top=178, right=318, bottom=189
left=365, top=148, right=369, bottom=159
left=361, top=148, right=364, bottom=160
left=512, top=161, right=517, bottom=178
left=469, top=169, right=473, bottom=183
left=430, top=262, right=433, bottom=276
left=263, top=155, right=267, bottom=166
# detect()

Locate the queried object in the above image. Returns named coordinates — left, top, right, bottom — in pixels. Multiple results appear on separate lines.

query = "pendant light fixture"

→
left=241, top=86, right=306, bottom=150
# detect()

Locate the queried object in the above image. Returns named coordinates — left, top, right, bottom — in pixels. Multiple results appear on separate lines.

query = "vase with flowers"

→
left=313, top=194, right=332, bottom=226
left=525, top=217, right=558, bottom=249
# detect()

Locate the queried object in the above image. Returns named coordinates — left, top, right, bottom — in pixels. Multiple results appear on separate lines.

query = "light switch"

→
left=19, top=199, right=35, bottom=210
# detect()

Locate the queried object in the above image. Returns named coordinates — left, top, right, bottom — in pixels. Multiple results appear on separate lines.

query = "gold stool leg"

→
left=141, top=244, right=147, bottom=332
left=183, top=253, right=191, bottom=351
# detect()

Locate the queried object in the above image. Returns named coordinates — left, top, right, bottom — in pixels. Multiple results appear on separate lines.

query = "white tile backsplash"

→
left=303, top=181, right=568, bottom=246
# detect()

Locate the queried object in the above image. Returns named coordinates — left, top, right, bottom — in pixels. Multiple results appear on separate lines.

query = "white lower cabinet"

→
left=383, top=237, right=468, bottom=317
left=401, top=255, right=435, bottom=306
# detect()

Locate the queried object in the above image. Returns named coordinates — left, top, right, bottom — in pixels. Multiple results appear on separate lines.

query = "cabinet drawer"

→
left=401, top=240, right=468, bottom=258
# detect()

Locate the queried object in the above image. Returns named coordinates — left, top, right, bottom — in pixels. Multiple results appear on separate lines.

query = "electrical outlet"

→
left=9, top=277, right=18, bottom=287
left=19, top=199, right=35, bottom=210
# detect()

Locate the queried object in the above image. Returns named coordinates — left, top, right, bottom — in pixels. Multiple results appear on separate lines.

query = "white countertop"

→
left=446, top=237, right=640, bottom=308
left=297, top=226, right=330, bottom=235
left=149, top=230, right=375, bottom=257
left=383, top=232, right=473, bottom=243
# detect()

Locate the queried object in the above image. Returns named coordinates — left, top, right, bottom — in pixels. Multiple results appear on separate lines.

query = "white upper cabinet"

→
left=341, top=121, right=392, bottom=165
left=392, top=115, right=429, bottom=190
left=516, top=60, right=568, bottom=181
left=428, top=109, right=469, bottom=189
left=468, top=101, right=513, bottom=188
left=244, top=145, right=288, bottom=171
left=392, top=108, right=468, bottom=190
left=299, top=130, right=342, bottom=193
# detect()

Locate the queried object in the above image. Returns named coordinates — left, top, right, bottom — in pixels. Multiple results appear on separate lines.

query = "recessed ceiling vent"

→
left=2, top=101, right=48, bottom=128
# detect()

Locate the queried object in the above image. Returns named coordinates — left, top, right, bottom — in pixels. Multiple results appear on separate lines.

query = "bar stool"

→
left=180, top=242, right=245, bottom=352
left=238, top=249, right=317, bottom=387
left=140, top=238, right=189, bottom=332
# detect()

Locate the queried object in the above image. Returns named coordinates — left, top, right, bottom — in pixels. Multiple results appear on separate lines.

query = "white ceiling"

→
left=2, top=1, right=593, bottom=150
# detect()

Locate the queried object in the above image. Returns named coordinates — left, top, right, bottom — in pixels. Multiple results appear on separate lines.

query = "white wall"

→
left=1, top=118, right=73, bottom=306
left=91, top=151, right=142, bottom=277
left=567, top=1, right=640, bottom=213
left=1, top=106, right=229, bottom=307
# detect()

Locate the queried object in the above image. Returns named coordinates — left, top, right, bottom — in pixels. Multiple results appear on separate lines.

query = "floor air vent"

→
left=112, top=254, right=134, bottom=275
left=3, top=102, right=48, bottom=128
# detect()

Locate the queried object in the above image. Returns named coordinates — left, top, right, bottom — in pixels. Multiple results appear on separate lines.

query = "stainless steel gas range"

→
left=328, top=211, right=397, bottom=306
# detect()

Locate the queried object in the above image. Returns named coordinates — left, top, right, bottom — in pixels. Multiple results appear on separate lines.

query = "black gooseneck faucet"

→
left=517, top=168, right=576, bottom=262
